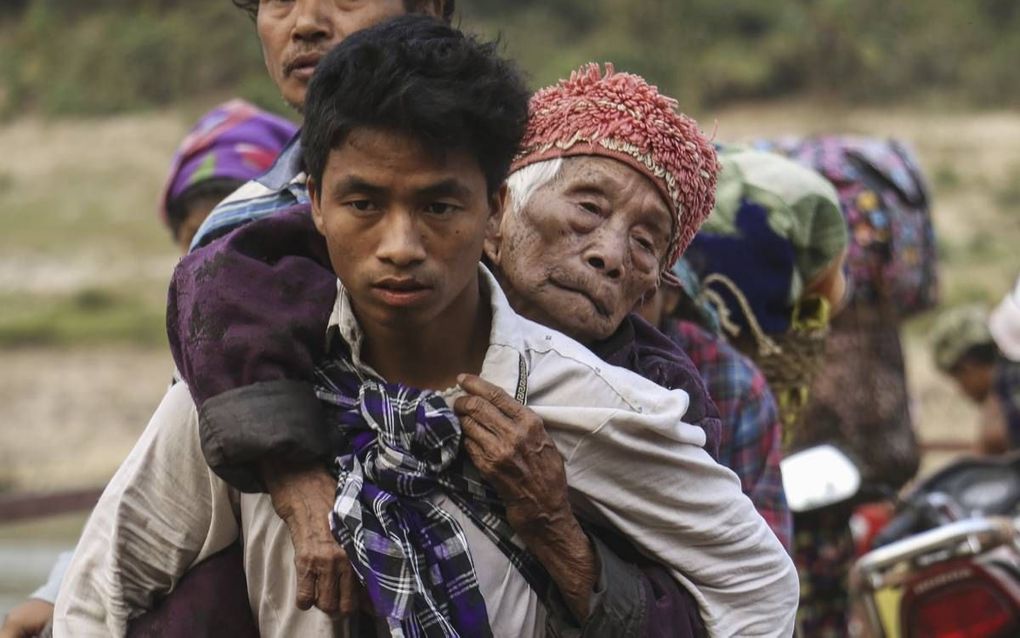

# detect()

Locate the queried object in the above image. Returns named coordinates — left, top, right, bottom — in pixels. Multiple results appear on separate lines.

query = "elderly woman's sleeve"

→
left=52, top=384, right=239, bottom=637
left=167, top=205, right=337, bottom=492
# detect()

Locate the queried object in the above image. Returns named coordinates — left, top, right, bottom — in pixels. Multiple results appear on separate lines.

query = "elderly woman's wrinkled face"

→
left=487, top=156, right=672, bottom=344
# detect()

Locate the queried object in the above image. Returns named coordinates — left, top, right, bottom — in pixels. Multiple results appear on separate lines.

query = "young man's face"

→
left=256, top=0, right=442, bottom=111
left=309, top=128, right=500, bottom=332
left=487, top=156, right=671, bottom=344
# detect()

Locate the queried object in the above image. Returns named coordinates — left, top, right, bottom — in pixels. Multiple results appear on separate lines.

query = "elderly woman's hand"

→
left=454, top=374, right=597, bottom=622
left=260, top=461, right=365, bottom=617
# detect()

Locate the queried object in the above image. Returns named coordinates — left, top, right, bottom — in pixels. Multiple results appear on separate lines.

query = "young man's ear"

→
left=483, top=184, right=508, bottom=266
left=307, top=177, right=326, bottom=236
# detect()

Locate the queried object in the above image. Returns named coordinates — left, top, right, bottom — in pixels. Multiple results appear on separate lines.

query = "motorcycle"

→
left=781, top=446, right=1020, bottom=638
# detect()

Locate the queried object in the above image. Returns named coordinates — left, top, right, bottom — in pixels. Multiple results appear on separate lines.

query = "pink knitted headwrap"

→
left=511, top=63, right=720, bottom=271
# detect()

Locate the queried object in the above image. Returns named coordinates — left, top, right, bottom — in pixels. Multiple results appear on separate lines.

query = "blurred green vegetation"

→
left=0, top=288, right=166, bottom=348
left=0, top=1, right=1015, bottom=352
left=3, top=0, right=1020, bottom=119
left=0, top=0, right=282, bottom=118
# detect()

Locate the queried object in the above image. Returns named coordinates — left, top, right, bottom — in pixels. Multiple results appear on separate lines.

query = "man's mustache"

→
left=282, top=48, right=329, bottom=77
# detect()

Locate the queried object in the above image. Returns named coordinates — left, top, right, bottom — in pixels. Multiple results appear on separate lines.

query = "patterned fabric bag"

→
left=757, top=136, right=938, bottom=318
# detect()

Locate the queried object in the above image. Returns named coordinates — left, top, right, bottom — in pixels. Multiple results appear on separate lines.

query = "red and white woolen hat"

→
left=510, top=63, right=721, bottom=282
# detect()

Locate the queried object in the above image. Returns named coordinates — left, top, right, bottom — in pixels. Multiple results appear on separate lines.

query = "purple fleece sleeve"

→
left=167, top=205, right=337, bottom=492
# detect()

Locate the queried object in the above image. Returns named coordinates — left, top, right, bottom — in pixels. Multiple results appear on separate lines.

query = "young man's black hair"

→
left=300, top=14, right=529, bottom=196
left=231, top=0, right=457, bottom=23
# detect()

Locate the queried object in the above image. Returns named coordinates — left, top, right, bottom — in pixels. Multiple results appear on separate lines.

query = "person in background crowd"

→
left=684, top=144, right=848, bottom=438
left=161, top=99, right=298, bottom=252
left=990, top=276, right=1020, bottom=448
left=682, top=144, right=850, bottom=637
left=933, top=279, right=1020, bottom=454
left=637, top=258, right=792, bottom=549
left=932, top=304, right=1014, bottom=453
left=0, top=99, right=296, bottom=638
left=763, top=137, right=937, bottom=493
left=739, top=135, right=937, bottom=637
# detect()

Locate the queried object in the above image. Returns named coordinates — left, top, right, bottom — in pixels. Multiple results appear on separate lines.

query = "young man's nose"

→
left=292, top=0, right=337, bottom=43
left=377, top=213, right=427, bottom=266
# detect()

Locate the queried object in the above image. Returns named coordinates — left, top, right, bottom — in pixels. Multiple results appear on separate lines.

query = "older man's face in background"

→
left=488, top=156, right=672, bottom=344
left=257, top=0, right=429, bottom=111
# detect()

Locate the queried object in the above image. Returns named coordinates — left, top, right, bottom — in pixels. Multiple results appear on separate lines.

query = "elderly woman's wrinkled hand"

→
left=453, top=374, right=571, bottom=531
left=454, top=374, right=598, bottom=622
left=260, top=461, right=365, bottom=617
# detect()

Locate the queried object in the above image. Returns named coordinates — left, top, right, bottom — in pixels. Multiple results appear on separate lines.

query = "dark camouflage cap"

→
left=932, top=304, right=994, bottom=372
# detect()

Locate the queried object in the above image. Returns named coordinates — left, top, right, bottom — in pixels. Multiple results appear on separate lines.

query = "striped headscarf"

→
left=160, top=99, right=297, bottom=225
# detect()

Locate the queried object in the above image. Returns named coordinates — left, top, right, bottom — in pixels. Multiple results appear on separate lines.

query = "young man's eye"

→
left=425, top=202, right=457, bottom=216
left=345, top=200, right=376, bottom=212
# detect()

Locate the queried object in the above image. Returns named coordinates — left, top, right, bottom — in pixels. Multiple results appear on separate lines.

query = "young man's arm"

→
left=563, top=412, right=796, bottom=637
left=53, top=384, right=239, bottom=636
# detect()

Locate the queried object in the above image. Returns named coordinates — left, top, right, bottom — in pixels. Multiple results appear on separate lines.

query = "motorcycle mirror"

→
left=781, top=444, right=862, bottom=512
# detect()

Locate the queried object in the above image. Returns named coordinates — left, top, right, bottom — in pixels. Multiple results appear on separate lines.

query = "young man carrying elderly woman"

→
left=54, top=14, right=801, bottom=638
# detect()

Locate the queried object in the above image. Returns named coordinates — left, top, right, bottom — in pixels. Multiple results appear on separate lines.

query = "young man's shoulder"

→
left=509, top=312, right=691, bottom=418
left=479, top=271, right=692, bottom=419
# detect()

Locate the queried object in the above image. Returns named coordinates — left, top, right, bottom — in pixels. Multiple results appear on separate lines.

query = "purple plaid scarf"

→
left=313, top=350, right=549, bottom=637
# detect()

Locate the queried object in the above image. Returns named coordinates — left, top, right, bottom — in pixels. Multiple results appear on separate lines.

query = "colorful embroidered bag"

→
left=756, top=136, right=939, bottom=318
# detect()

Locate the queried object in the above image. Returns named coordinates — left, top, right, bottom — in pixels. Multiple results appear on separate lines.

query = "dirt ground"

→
left=0, top=347, right=172, bottom=491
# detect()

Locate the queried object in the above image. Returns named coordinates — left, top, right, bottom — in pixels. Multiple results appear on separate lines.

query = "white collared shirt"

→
left=329, top=266, right=798, bottom=637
